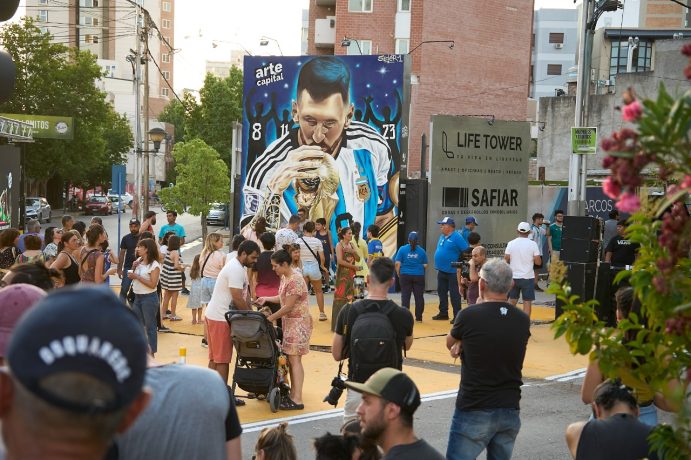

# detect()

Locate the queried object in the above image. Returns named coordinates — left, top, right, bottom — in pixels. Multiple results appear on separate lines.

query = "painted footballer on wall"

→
left=240, top=54, right=409, bottom=255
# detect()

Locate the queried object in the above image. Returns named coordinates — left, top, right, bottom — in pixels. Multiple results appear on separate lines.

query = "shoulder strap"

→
left=80, top=249, right=100, bottom=268
left=201, top=251, right=214, bottom=276
left=300, top=237, right=320, bottom=263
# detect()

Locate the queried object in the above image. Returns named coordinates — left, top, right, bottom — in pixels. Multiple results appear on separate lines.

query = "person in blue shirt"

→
left=433, top=217, right=468, bottom=321
left=460, top=216, right=479, bottom=243
left=395, top=231, right=428, bottom=322
left=158, top=211, right=186, bottom=245
left=366, top=224, right=384, bottom=267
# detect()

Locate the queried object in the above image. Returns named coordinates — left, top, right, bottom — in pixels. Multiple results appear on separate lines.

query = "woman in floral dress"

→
left=257, top=248, right=312, bottom=411
left=331, top=226, right=361, bottom=331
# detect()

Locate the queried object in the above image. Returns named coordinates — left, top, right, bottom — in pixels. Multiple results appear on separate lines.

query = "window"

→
left=398, top=0, right=410, bottom=11
left=530, top=64, right=534, bottom=84
left=80, top=0, right=99, bottom=6
left=547, top=64, right=562, bottom=75
left=348, top=0, right=373, bottom=12
left=162, top=19, right=171, bottom=29
left=162, top=70, right=170, bottom=80
left=346, top=39, right=372, bottom=55
left=162, top=53, right=170, bottom=63
left=39, top=0, right=48, bottom=4
left=395, top=38, right=409, bottom=54
left=39, top=26, right=48, bottom=34
left=80, top=15, right=99, bottom=26
left=531, top=33, right=535, bottom=48
left=549, top=33, right=564, bottom=44
left=37, top=10, right=48, bottom=22
left=80, top=34, right=99, bottom=44
left=161, top=87, right=169, bottom=97
left=162, top=1, right=171, bottom=12
left=609, top=40, right=653, bottom=80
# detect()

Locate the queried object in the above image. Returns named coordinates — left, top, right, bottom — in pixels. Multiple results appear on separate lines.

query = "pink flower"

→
left=602, top=177, right=621, bottom=199
left=616, top=192, right=641, bottom=213
left=681, top=175, right=691, bottom=190
left=682, top=43, right=691, bottom=57
left=622, top=100, right=643, bottom=122
left=602, top=155, right=616, bottom=168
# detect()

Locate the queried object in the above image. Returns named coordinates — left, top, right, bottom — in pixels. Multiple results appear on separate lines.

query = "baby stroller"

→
left=225, top=310, right=290, bottom=412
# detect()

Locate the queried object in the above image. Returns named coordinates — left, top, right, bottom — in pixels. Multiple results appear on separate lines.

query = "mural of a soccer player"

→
left=241, top=55, right=407, bottom=253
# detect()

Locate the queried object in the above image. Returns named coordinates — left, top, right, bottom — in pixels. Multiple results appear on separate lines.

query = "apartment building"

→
left=26, top=0, right=174, bottom=118
left=307, top=0, right=533, bottom=176
left=531, top=8, right=579, bottom=100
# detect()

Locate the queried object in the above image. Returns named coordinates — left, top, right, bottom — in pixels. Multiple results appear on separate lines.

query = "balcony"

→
left=314, top=16, right=336, bottom=48
left=315, top=0, right=336, bottom=6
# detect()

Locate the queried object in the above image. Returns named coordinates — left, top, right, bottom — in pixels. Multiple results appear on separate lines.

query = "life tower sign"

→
left=425, top=116, right=530, bottom=285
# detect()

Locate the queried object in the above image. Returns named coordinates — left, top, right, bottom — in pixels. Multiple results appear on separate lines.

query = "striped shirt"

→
left=242, top=122, right=392, bottom=233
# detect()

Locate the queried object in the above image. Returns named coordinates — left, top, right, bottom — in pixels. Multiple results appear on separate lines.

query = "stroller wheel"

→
left=269, top=387, right=281, bottom=413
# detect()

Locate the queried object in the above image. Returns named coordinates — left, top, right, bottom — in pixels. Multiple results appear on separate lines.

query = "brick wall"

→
left=307, top=0, right=337, bottom=55
left=643, top=0, right=685, bottom=28
left=332, top=0, right=397, bottom=55
left=406, top=0, right=533, bottom=173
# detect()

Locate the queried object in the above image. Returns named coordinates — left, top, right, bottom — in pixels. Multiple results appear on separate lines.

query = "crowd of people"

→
left=0, top=205, right=669, bottom=460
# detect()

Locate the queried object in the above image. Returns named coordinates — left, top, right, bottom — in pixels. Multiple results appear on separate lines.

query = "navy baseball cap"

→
left=465, top=216, right=479, bottom=225
left=6, top=286, right=148, bottom=414
left=437, top=217, right=455, bottom=226
left=129, top=218, right=140, bottom=225
left=408, top=231, right=418, bottom=241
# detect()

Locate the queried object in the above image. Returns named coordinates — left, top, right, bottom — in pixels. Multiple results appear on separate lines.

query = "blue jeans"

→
left=119, top=268, right=132, bottom=302
left=437, top=270, right=461, bottom=318
left=446, top=408, right=521, bottom=460
left=638, top=402, right=658, bottom=426
left=132, top=292, right=160, bottom=353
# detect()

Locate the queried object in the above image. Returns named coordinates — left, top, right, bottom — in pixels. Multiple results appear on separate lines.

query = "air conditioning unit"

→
left=554, top=43, right=564, bottom=49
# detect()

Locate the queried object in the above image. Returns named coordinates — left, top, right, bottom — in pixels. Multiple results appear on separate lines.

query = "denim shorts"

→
left=200, top=277, right=216, bottom=304
left=509, top=278, right=535, bottom=301
left=302, top=260, right=322, bottom=281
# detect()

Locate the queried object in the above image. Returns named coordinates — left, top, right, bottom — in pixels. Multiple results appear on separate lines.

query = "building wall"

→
left=537, top=39, right=691, bottom=181
left=333, top=0, right=397, bottom=55
left=531, top=9, right=578, bottom=99
left=306, top=0, right=335, bottom=55
left=641, top=0, right=687, bottom=28
left=408, top=0, right=533, bottom=175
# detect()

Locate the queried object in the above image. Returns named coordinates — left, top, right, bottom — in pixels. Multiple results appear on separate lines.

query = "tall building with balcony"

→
left=306, top=0, right=533, bottom=176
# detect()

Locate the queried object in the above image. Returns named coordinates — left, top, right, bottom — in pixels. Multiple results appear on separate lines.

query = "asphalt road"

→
left=238, top=376, right=589, bottom=460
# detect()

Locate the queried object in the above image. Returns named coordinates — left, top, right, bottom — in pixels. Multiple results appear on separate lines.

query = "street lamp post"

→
left=340, top=37, right=363, bottom=54
left=259, top=36, right=283, bottom=56
left=142, top=127, right=166, bottom=213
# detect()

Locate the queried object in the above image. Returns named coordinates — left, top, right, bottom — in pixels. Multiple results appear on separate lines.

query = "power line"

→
left=668, top=0, right=689, bottom=9
left=147, top=47, right=189, bottom=113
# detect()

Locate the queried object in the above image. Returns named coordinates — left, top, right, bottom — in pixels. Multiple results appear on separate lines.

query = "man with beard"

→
left=241, top=56, right=393, bottom=241
left=346, top=368, right=443, bottom=459
left=118, top=218, right=141, bottom=301
left=204, top=240, right=260, bottom=387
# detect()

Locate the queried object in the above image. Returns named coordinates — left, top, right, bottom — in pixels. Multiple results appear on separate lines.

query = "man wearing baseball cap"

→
left=0, top=286, right=151, bottom=460
left=460, top=216, right=479, bottom=243
left=394, top=231, right=429, bottom=322
left=347, top=368, right=444, bottom=459
left=433, top=217, right=468, bottom=322
left=504, top=222, right=542, bottom=318
left=118, top=218, right=141, bottom=302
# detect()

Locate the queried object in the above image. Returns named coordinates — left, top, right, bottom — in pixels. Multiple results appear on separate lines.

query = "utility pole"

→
left=568, top=0, right=621, bottom=216
left=142, top=19, right=150, bottom=215
left=133, top=2, right=142, bottom=221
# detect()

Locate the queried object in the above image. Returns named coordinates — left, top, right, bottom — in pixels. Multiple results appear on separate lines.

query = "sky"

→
left=9, top=0, right=578, bottom=91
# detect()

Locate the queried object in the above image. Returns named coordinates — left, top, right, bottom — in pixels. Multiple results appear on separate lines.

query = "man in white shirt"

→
left=504, top=222, right=541, bottom=318
left=205, top=240, right=260, bottom=386
left=275, top=215, right=300, bottom=249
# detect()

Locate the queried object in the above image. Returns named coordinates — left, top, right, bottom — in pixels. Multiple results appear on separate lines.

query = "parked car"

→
left=107, top=190, right=134, bottom=207
left=84, top=196, right=113, bottom=215
left=206, top=203, right=228, bottom=226
left=25, top=197, right=51, bottom=223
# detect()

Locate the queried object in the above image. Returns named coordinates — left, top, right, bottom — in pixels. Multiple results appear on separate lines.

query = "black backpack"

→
left=346, top=300, right=400, bottom=383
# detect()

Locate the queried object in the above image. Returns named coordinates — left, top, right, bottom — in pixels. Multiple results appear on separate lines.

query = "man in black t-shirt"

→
left=604, top=220, right=640, bottom=267
left=565, top=380, right=658, bottom=460
left=118, top=218, right=141, bottom=301
left=346, top=368, right=444, bottom=460
left=332, top=258, right=414, bottom=424
left=445, top=258, right=530, bottom=460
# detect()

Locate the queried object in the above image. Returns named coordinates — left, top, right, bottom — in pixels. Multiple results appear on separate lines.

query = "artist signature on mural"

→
left=378, top=55, right=403, bottom=64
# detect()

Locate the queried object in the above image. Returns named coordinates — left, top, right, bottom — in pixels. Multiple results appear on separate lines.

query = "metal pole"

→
left=567, top=0, right=593, bottom=217
left=143, top=20, right=150, bottom=215
left=134, top=4, right=142, bottom=221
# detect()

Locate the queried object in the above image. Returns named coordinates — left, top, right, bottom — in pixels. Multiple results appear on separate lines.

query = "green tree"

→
left=553, top=45, right=691, bottom=458
left=0, top=18, right=131, bottom=192
left=159, top=139, right=229, bottom=239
